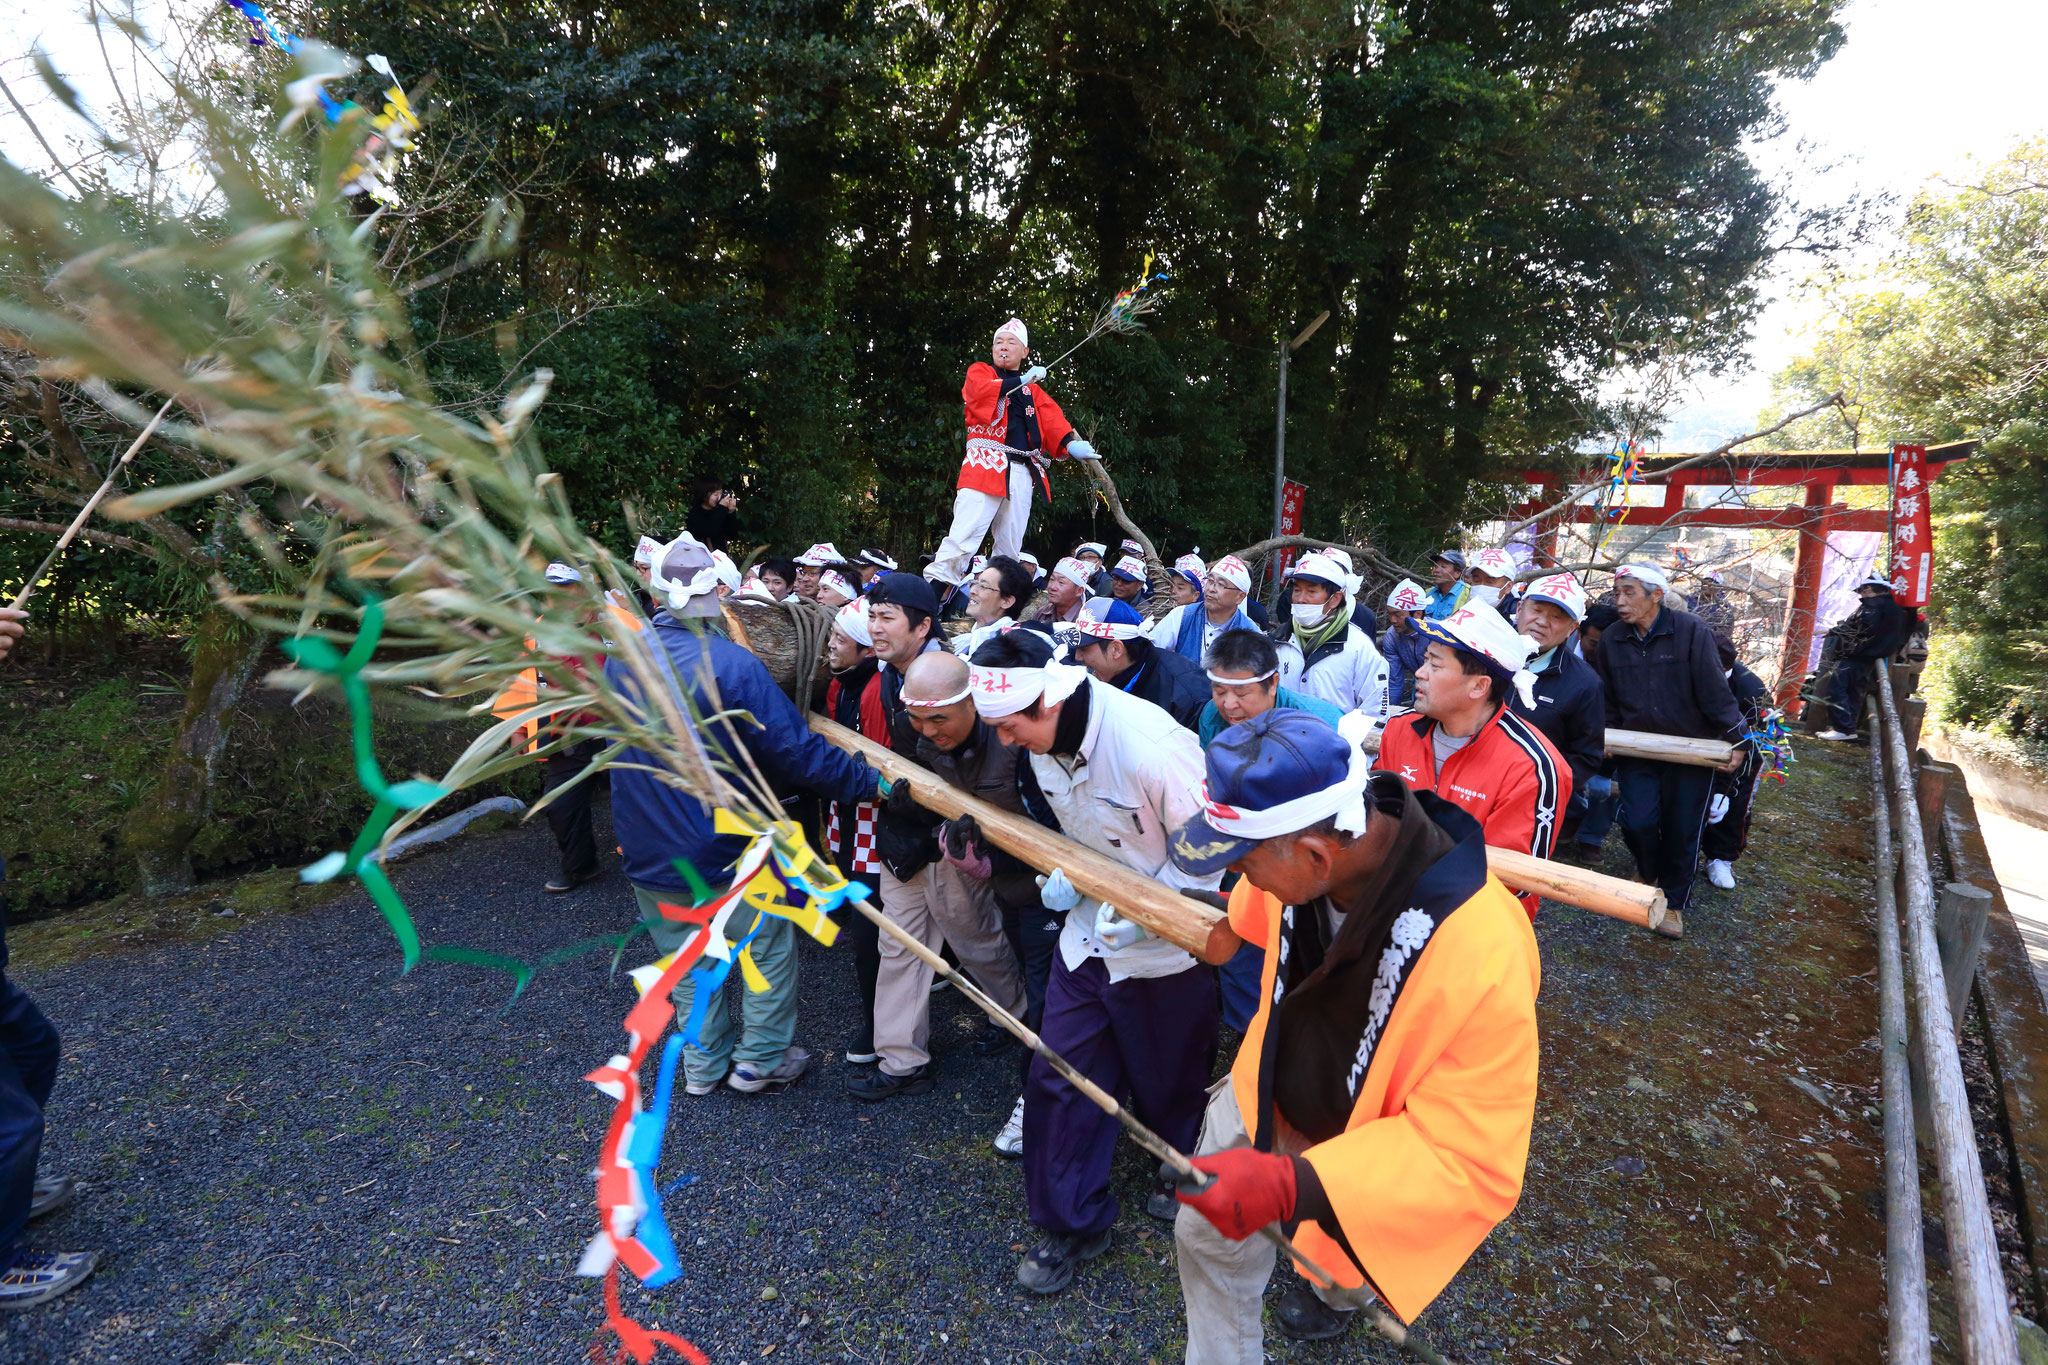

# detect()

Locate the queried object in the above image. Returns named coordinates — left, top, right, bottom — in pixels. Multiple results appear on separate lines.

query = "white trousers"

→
left=928, top=460, right=1032, bottom=585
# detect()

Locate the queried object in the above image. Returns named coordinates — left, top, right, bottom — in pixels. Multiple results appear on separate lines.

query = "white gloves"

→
left=1707, top=793, right=1730, bottom=825
left=1037, top=868, right=1082, bottom=912
left=1018, top=365, right=1048, bottom=387
left=1094, top=904, right=1148, bottom=950
left=1066, top=437, right=1099, bottom=461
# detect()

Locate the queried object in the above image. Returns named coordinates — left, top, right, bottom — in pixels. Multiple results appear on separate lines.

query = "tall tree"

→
left=1768, top=140, right=2048, bottom=744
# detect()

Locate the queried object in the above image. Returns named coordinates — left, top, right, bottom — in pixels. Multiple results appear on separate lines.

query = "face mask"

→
left=1470, top=584, right=1501, bottom=608
left=1291, top=601, right=1330, bottom=627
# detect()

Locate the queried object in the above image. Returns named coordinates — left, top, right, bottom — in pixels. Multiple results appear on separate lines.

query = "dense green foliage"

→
left=1769, top=142, right=2048, bottom=744
left=316, top=0, right=1845, bottom=563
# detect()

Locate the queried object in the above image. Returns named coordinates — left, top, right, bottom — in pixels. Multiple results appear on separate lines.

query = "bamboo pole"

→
left=1877, top=676, right=2017, bottom=1363
left=1866, top=713, right=1931, bottom=1365
left=10, top=395, right=174, bottom=611
left=807, top=872, right=1456, bottom=1365
left=809, top=714, right=1676, bottom=938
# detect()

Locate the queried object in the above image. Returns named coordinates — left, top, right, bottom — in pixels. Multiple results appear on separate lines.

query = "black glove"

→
left=943, top=813, right=985, bottom=862
left=1179, top=887, right=1229, bottom=913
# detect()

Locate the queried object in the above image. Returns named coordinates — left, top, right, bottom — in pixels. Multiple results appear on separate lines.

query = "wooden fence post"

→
left=1917, top=762, right=1958, bottom=844
left=1936, top=882, right=1995, bottom=1031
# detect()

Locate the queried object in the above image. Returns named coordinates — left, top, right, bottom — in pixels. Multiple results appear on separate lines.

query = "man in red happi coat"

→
left=926, top=318, right=1099, bottom=587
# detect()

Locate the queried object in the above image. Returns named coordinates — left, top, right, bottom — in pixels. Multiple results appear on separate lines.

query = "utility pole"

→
left=1273, top=310, right=1330, bottom=536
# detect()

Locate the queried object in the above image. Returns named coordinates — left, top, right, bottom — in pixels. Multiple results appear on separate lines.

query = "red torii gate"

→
left=1511, top=441, right=1977, bottom=714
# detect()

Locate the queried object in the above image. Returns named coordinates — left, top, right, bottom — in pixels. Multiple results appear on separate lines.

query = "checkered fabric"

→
left=826, top=799, right=881, bottom=876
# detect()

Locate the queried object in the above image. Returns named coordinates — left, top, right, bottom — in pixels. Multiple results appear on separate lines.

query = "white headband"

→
left=1205, top=668, right=1278, bottom=685
left=903, top=684, right=972, bottom=709
left=969, top=660, right=1089, bottom=719
left=1201, top=711, right=1376, bottom=840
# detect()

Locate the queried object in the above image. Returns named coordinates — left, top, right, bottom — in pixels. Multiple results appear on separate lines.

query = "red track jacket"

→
left=1374, top=706, right=1571, bottom=917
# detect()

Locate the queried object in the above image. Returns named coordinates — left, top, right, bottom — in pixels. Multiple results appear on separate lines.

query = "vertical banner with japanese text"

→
left=1889, top=444, right=1932, bottom=608
left=1271, top=480, right=1308, bottom=586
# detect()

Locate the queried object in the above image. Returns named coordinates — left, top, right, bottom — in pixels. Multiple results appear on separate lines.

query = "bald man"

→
left=855, top=653, right=1031, bottom=1104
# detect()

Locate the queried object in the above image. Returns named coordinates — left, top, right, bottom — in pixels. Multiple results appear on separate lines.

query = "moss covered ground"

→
left=0, top=636, right=534, bottom=917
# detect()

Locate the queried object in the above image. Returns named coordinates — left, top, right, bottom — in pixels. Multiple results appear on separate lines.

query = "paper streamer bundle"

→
left=580, top=816, right=867, bottom=1361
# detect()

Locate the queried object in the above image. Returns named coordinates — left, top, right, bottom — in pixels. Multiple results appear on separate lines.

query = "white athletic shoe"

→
left=1814, top=729, right=1857, bottom=742
left=993, top=1095, right=1025, bottom=1158
left=1706, top=859, right=1736, bottom=890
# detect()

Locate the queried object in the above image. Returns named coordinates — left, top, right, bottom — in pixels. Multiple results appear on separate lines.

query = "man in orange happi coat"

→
left=924, top=318, right=1098, bottom=588
left=1166, top=708, right=1540, bottom=1360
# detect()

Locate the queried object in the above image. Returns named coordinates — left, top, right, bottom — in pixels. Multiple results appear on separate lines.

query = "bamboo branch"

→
left=1498, top=392, right=1847, bottom=542
left=1222, top=533, right=1410, bottom=584
left=0, top=518, right=159, bottom=559
left=10, top=394, right=173, bottom=610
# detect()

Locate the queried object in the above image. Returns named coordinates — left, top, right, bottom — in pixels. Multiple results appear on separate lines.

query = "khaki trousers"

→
left=1176, top=1078, right=1274, bottom=1365
left=873, top=862, right=1025, bottom=1077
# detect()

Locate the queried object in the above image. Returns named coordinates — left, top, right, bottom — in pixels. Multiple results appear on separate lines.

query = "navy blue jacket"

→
left=1109, top=641, right=1210, bottom=732
left=1349, top=600, right=1379, bottom=639
left=606, top=615, right=878, bottom=893
left=1595, top=606, right=1745, bottom=745
left=1380, top=624, right=1429, bottom=709
left=1510, top=643, right=1606, bottom=796
left=1837, top=592, right=1910, bottom=662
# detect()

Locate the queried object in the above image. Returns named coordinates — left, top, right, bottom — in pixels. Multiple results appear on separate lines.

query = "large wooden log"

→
left=1360, top=722, right=1732, bottom=770
left=808, top=714, right=1233, bottom=959
left=1604, top=728, right=1736, bottom=769
left=809, top=713, right=1678, bottom=939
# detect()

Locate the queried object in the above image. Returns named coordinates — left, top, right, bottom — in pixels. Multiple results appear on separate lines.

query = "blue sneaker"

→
left=0, top=1249, right=98, bottom=1310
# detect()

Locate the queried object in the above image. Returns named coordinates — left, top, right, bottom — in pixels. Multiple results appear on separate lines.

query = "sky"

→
left=1661, top=0, right=2048, bottom=449
left=4, top=0, right=2048, bottom=453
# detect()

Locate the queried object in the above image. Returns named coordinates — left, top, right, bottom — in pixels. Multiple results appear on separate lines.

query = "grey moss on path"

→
left=0, top=750, right=1895, bottom=1363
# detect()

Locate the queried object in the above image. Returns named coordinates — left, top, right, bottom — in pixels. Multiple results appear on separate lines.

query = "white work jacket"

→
left=1277, top=622, right=1389, bottom=717
left=1029, top=680, right=1219, bottom=981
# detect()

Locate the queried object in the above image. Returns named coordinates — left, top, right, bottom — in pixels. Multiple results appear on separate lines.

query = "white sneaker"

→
left=684, top=1072, right=725, bottom=1097
left=993, top=1095, right=1025, bottom=1158
left=1814, top=729, right=1857, bottom=742
left=728, top=1046, right=812, bottom=1094
left=1706, top=859, right=1736, bottom=890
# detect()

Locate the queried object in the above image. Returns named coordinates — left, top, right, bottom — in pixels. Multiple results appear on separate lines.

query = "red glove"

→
left=1174, top=1148, right=1297, bottom=1241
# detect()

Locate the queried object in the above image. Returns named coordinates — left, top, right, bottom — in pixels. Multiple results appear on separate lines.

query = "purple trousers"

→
left=1024, top=953, right=1219, bottom=1237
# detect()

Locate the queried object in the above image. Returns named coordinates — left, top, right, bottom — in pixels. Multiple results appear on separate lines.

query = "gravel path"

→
left=0, top=749, right=1893, bottom=1364
left=0, top=803, right=1430, bottom=1365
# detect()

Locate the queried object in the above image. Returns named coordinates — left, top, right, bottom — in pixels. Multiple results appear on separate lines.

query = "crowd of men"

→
left=501, top=508, right=1898, bottom=1361
left=0, top=311, right=1918, bottom=1343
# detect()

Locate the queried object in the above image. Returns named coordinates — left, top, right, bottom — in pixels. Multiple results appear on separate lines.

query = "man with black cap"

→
left=849, top=571, right=976, bottom=1101
left=1816, top=574, right=1910, bottom=742
left=965, top=629, right=1221, bottom=1296
left=1164, top=709, right=1540, bottom=1357
left=1066, top=597, right=1209, bottom=731
left=1424, top=550, right=1470, bottom=620
left=607, top=539, right=883, bottom=1096
left=1596, top=564, right=1746, bottom=911
left=1374, top=599, right=1570, bottom=917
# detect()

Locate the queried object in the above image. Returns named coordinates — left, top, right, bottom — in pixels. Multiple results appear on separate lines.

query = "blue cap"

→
left=1168, top=709, right=1351, bottom=877
left=1090, top=596, right=1144, bottom=626
left=1110, top=562, right=1145, bottom=583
